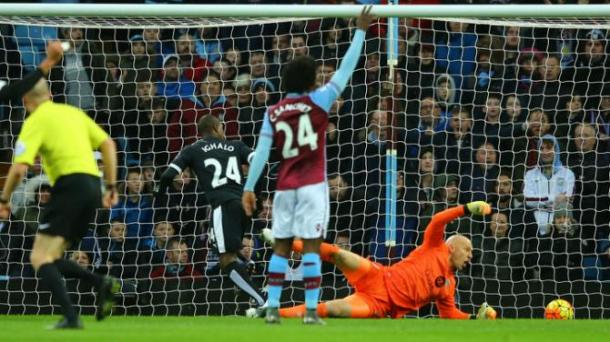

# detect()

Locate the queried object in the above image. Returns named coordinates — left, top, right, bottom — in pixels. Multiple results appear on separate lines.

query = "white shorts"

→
left=272, top=181, right=329, bottom=239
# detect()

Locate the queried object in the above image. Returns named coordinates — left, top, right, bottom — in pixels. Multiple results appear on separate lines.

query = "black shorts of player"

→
left=210, top=199, right=251, bottom=254
left=38, top=173, right=102, bottom=244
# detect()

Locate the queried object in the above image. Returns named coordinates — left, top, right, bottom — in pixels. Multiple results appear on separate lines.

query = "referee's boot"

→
left=96, top=276, right=119, bottom=321
left=303, top=309, right=326, bottom=325
left=265, top=307, right=281, bottom=324
left=49, top=318, right=83, bottom=330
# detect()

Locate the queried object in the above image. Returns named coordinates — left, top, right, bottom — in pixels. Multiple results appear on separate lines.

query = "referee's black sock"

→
left=225, top=261, right=266, bottom=306
left=55, top=259, right=104, bottom=289
left=38, top=263, right=78, bottom=323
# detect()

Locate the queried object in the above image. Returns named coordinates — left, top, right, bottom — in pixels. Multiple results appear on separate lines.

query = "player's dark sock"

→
left=38, top=263, right=78, bottom=323
left=225, top=261, right=265, bottom=306
left=267, top=254, right=288, bottom=308
left=55, top=259, right=104, bottom=289
left=302, top=253, right=322, bottom=310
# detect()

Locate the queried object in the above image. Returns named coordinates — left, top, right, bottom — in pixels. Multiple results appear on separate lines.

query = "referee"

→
left=0, top=53, right=120, bottom=328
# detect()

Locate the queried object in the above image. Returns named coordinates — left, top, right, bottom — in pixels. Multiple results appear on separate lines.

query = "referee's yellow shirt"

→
left=13, top=100, right=108, bottom=185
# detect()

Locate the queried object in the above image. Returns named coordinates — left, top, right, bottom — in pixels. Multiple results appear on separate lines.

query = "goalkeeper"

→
left=252, top=202, right=497, bottom=320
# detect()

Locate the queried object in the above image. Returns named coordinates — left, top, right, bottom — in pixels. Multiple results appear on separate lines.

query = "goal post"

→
left=1, top=3, right=610, bottom=319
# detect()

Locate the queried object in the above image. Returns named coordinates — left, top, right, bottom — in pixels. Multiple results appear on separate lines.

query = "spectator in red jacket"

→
left=150, top=238, right=202, bottom=279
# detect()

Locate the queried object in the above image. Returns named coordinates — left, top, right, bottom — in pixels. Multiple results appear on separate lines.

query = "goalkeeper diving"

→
left=249, top=202, right=497, bottom=320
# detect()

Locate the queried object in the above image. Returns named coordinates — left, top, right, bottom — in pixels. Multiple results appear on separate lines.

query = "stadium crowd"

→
left=1, top=1, right=610, bottom=305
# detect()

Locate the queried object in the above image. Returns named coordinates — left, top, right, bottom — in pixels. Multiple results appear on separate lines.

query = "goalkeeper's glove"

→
left=476, top=302, right=497, bottom=320
left=466, top=201, right=492, bottom=216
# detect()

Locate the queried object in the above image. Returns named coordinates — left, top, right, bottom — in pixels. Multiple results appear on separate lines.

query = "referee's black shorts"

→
left=38, top=173, right=102, bottom=244
left=210, top=199, right=251, bottom=254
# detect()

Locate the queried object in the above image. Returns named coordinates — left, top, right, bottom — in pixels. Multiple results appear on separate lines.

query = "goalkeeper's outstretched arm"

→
left=423, top=202, right=492, bottom=247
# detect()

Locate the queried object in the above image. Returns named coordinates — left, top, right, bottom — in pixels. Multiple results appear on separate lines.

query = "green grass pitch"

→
left=1, top=315, right=609, bottom=342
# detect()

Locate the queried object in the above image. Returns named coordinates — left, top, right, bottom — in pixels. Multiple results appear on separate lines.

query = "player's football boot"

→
left=303, top=309, right=326, bottom=325
left=96, top=276, right=119, bottom=321
left=265, top=307, right=281, bottom=324
left=48, top=318, right=83, bottom=330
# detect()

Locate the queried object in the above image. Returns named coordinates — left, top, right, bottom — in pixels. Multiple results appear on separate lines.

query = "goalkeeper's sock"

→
left=55, top=259, right=104, bottom=289
left=302, top=253, right=322, bottom=311
left=292, top=241, right=339, bottom=263
left=38, top=263, right=79, bottom=323
left=280, top=302, right=328, bottom=318
left=266, top=254, right=288, bottom=308
left=225, top=261, right=265, bottom=306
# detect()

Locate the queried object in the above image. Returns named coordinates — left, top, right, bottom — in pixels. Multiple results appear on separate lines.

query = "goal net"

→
left=0, top=5, right=609, bottom=319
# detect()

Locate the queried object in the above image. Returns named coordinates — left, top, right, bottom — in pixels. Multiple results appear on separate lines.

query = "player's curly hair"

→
left=282, top=55, right=317, bottom=93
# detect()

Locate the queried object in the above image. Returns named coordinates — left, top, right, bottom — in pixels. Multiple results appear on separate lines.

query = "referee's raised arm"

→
left=0, top=41, right=64, bottom=102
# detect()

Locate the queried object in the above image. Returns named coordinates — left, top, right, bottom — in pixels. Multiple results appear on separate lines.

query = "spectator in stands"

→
left=176, top=32, right=210, bottom=83
left=571, top=29, right=609, bottom=109
left=269, top=34, right=289, bottom=66
left=111, top=168, right=154, bottom=249
left=433, top=107, right=475, bottom=176
left=13, top=183, right=51, bottom=236
left=49, top=27, right=102, bottom=112
left=523, top=109, right=552, bottom=168
left=327, top=174, right=368, bottom=256
left=252, top=193, right=273, bottom=233
left=567, top=123, right=610, bottom=261
left=460, top=141, right=499, bottom=203
left=524, top=135, right=575, bottom=236
left=212, top=59, right=237, bottom=83
left=138, top=97, right=169, bottom=166
left=587, top=85, right=610, bottom=152
left=154, top=168, right=207, bottom=238
left=515, top=48, right=542, bottom=95
left=531, top=205, right=583, bottom=282
left=406, top=38, right=436, bottom=116
left=435, top=21, right=476, bottom=93
left=156, top=54, right=197, bottom=102
left=315, top=61, right=336, bottom=87
left=98, top=217, right=138, bottom=278
left=497, top=95, right=528, bottom=178
left=287, top=34, right=309, bottom=60
left=150, top=238, right=203, bottom=279
left=120, top=34, right=155, bottom=103
left=472, top=93, right=503, bottom=145
left=491, top=170, right=536, bottom=237
left=554, top=94, right=585, bottom=144
left=473, top=35, right=504, bottom=94
left=311, top=19, right=349, bottom=63
left=224, top=47, right=244, bottom=74
left=531, top=54, right=572, bottom=112
left=143, top=27, right=174, bottom=69
left=433, top=74, right=457, bottom=130
left=149, top=221, right=176, bottom=266
left=246, top=50, right=280, bottom=90
left=479, top=211, right=525, bottom=282
left=196, top=27, right=223, bottom=63
left=327, top=94, right=350, bottom=174
left=199, top=71, right=228, bottom=109
left=70, top=250, right=92, bottom=270
left=352, top=109, right=391, bottom=196
left=502, top=26, right=522, bottom=68
left=239, top=235, right=260, bottom=275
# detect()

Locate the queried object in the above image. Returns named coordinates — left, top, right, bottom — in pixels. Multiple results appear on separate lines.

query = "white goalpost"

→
left=0, top=4, right=609, bottom=318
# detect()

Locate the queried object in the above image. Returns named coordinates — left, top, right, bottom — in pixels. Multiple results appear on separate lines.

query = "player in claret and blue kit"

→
left=241, top=6, right=374, bottom=325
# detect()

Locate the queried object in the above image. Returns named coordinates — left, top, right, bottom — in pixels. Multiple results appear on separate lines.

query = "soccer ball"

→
left=544, top=299, right=574, bottom=320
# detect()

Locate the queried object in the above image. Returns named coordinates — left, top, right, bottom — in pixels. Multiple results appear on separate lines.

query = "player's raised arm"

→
left=242, top=112, right=273, bottom=216
left=422, top=202, right=491, bottom=247
left=309, top=6, right=373, bottom=112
